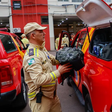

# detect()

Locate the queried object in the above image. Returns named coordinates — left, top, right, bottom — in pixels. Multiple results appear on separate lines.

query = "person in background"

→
left=21, top=33, right=29, bottom=48
left=62, top=34, right=69, bottom=47
left=55, top=33, right=61, bottom=50
left=109, top=3, right=112, bottom=7
left=23, top=22, right=72, bottom=112
left=70, top=33, right=75, bottom=45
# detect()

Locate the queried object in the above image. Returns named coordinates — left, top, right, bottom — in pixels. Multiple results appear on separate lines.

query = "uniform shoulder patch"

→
left=28, top=58, right=35, bottom=65
left=29, top=49, right=34, bottom=56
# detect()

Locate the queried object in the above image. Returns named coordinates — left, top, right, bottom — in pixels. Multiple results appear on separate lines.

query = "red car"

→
left=0, top=31, right=27, bottom=109
left=58, top=0, right=112, bottom=112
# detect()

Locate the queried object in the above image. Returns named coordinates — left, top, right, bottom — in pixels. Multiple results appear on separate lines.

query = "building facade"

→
left=0, top=0, right=111, bottom=50
left=48, top=0, right=84, bottom=50
left=10, top=0, right=50, bottom=50
left=0, top=0, right=12, bottom=32
left=48, top=0, right=112, bottom=50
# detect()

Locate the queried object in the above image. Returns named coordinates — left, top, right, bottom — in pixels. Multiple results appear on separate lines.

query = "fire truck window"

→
left=15, top=36, right=26, bottom=50
left=0, top=34, right=17, bottom=53
left=77, top=32, right=87, bottom=49
left=17, top=38, right=25, bottom=49
left=73, top=34, right=79, bottom=47
left=14, top=37, right=22, bottom=50
left=19, top=39, right=25, bottom=48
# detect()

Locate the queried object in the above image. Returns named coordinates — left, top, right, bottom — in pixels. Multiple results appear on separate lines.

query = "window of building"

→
left=1, top=0, right=8, bottom=2
left=58, top=0, right=69, bottom=1
left=41, top=16, right=48, bottom=24
left=72, top=0, right=83, bottom=2
left=75, top=5, right=79, bottom=9
left=13, top=1, right=21, bottom=10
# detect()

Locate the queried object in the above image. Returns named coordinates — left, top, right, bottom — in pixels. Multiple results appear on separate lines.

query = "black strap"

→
left=86, top=26, right=90, bottom=43
left=110, top=22, right=112, bottom=36
left=61, top=75, right=64, bottom=85
left=36, top=86, right=43, bottom=103
left=40, top=86, right=42, bottom=91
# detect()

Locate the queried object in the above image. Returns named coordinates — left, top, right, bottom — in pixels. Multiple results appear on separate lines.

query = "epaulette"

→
left=29, top=49, right=34, bottom=56
left=25, top=48, right=39, bottom=57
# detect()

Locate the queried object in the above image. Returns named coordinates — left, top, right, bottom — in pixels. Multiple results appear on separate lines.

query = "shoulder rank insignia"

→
left=28, top=58, right=35, bottom=65
left=29, top=49, right=34, bottom=56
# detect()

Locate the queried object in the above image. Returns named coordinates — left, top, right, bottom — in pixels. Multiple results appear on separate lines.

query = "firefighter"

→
left=70, top=33, right=75, bottom=45
left=21, top=33, right=29, bottom=48
left=62, top=34, right=69, bottom=47
left=23, top=22, right=72, bottom=112
left=55, top=33, right=60, bottom=50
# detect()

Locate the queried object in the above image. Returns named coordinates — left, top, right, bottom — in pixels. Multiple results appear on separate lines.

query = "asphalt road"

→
left=1, top=50, right=85, bottom=112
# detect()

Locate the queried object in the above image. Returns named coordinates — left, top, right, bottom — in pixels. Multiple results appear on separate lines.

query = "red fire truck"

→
left=0, top=30, right=27, bottom=109
left=58, top=0, right=112, bottom=111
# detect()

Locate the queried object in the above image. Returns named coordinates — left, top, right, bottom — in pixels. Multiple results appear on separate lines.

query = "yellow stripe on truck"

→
left=82, top=28, right=95, bottom=54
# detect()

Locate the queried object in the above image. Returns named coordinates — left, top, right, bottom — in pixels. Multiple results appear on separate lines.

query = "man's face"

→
left=33, top=30, right=46, bottom=45
left=59, top=33, right=61, bottom=37
left=71, top=34, right=75, bottom=39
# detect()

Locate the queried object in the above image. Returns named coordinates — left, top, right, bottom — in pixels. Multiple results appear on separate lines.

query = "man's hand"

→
left=58, top=63, right=72, bottom=75
left=59, top=48, right=62, bottom=50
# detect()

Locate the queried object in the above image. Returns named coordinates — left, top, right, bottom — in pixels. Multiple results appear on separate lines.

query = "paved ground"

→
left=1, top=50, right=85, bottom=112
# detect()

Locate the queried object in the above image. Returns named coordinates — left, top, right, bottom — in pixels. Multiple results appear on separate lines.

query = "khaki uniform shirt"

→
left=55, top=37, right=69, bottom=50
left=62, top=37, right=69, bottom=47
left=55, top=37, right=59, bottom=50
left=21, top=38, right=29, bottom=47
left=23, top=43, right=60, bottom=100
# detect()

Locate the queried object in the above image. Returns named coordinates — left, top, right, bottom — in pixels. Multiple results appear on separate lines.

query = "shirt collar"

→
left=29, top=42, right=45, bottom=50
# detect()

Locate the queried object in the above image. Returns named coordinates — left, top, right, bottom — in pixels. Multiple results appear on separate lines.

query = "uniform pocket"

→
left=35, top=103, right=41, bottom=111
left=29, top=98, right=41, bottom=112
